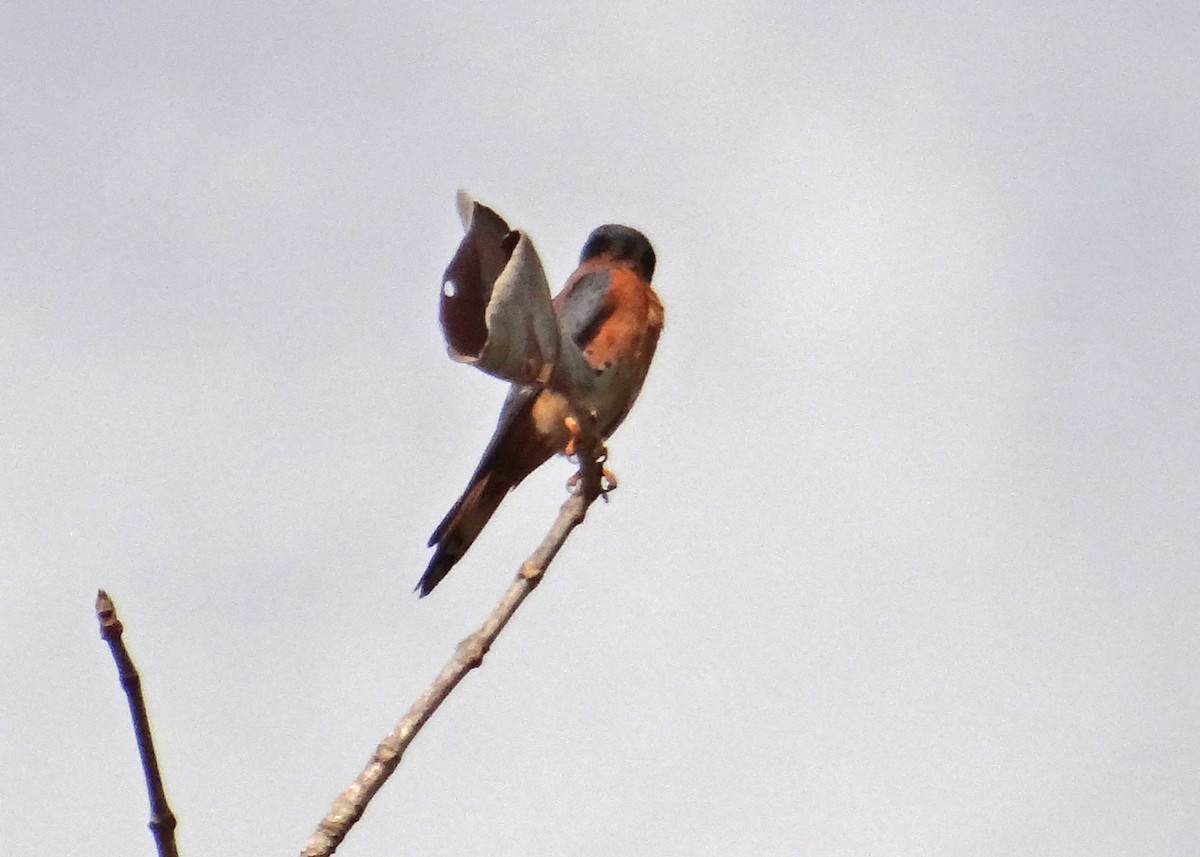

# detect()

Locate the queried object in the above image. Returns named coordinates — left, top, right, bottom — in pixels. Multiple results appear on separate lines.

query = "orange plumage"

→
left=419, top=225, right=662, bottom=595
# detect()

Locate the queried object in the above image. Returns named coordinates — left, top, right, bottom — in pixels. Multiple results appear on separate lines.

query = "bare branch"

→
left=300, top=453, right=606, bottom=857
left=95, top=590, right=180, bottom=857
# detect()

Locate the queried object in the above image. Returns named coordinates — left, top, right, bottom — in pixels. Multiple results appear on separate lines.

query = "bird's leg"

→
left=590, top=445, right=617, bottom=492
left=562, top=414, right=582, bottom=457
left=560, top=389, right=613, bottom=499
left=599, top=460, right=618, bottom=494
left=566, top=444, right=618, bottom=500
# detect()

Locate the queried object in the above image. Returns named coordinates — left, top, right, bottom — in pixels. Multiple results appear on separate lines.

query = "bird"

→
left=418, top=223, right=663, bottom=596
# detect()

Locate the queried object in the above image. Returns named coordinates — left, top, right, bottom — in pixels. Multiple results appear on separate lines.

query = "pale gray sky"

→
left=4, top=3, right=1199, bottom=855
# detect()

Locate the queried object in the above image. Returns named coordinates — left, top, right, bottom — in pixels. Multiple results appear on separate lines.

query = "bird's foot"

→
left=599, top=464, right=618, bottom=498
left=566, top=447, right=618, bottom=501
left=562, top=414, right=582, bottom=456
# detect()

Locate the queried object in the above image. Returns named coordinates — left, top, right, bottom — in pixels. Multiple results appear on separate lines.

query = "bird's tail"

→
left=418, top=473, right=510, bottom=596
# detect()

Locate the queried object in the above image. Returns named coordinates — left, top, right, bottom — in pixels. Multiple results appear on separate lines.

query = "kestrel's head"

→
left=580, top=224, right=656, bottom=282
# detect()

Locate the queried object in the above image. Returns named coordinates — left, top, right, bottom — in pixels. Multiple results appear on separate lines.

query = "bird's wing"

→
left=556, top=270, right=616, bottom=351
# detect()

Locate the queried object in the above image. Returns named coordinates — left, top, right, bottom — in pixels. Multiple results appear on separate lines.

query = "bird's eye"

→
left=442, top=280, right=457, bottom=298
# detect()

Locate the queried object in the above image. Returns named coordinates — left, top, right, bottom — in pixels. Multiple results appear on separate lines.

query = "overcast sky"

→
left=4, top=3, right=1199, bottom=855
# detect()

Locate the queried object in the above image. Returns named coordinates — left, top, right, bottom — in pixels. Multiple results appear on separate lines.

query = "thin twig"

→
left=300, top=453, right=605, bottom=857
left=95, top=590, right=180, bottom=857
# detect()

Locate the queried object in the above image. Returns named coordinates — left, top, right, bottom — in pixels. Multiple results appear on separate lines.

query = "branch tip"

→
left=95, top=591, right=180, bottom=857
